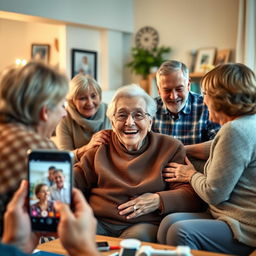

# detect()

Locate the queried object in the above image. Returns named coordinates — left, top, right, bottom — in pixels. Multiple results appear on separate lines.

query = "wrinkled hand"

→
left=87, top=130, right=110, bottom=149
left=2, top=180, right=40, bottom=253
left=163, top=157, right=197, bottom=183
left=77, top=130, right=110, bottom=158
left=54, top=188, right=99, bottom=256
left=118, top=193, right=160, bottom=219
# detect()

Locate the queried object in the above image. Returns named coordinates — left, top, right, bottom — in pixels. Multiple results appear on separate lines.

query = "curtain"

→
left=236, top=0, right=256, bottom=72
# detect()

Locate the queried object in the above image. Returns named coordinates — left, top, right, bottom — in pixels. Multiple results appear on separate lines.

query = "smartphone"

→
left=96, top=241, right=110, bottom=251
left=119, top=248, right=137, bottom=256
left=119, top=239, right=141, bottom=256
left=27, top=149, right=74, bottom=232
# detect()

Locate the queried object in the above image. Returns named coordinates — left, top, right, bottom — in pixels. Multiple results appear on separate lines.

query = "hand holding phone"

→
left=4, top=178, right=99, bottom=256
left=55, top=188, right=99, bottom=256
left=2, top=180, right=40, bottom=253
left=27, top=149, right=73, bottom=232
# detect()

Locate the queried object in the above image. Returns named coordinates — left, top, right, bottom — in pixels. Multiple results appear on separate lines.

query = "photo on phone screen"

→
left=27, top=149, right=73, bottom=231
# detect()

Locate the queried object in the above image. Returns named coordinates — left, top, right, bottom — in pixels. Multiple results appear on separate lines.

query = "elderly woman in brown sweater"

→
left=74, top=84, right=204, bottom=242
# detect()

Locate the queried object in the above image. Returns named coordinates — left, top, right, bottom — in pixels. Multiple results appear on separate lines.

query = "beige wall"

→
left=134, top=0, right=239, bottom=69
left=0, top=19, right=126, bottom=91
left=0, top=19, right=60, bottom=69
left=0, top=0, right=239, bottom=87
left=0, top=0, right=134, bottom=32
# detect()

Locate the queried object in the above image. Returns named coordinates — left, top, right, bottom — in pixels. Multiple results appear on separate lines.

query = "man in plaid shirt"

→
left=153, top=60, right=220, bottom=160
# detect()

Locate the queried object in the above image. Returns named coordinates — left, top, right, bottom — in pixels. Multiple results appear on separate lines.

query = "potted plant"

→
left=126, top=46, right=171, bottom=79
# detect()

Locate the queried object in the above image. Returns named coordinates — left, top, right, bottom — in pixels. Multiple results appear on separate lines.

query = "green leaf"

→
left=126, top=46, right=171, bottom=79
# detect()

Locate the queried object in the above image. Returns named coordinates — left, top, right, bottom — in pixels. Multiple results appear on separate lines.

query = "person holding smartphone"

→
left=0, top=61, right=68, bottom=235
left=1, top=180, right=100, bottom=256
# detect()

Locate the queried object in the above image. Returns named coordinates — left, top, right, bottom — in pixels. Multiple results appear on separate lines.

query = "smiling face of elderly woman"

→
left=112, top=96, right=152, bottom=151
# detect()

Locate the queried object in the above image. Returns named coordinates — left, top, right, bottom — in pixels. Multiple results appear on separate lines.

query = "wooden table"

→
left=37, top=235, right=235, bottom=256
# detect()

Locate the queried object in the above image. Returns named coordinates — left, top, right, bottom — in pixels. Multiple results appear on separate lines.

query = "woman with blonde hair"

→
left=56, top=74, right=111, bottom=162
left=158, top=63, right=256, bottom=255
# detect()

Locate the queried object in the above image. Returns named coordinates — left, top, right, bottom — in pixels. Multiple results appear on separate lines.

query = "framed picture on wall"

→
left=71, top=49, right=97, bottom=79
left=31, top=44, right=50, bottom=64
left=194, top=47, right=216, bottom=73
left=214, top=49, right=231, bottom=66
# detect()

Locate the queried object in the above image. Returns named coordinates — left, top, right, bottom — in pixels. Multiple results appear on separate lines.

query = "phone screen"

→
left=119, top=248, right=137, bottom=256
left=27, top=149, right=73, bottom=231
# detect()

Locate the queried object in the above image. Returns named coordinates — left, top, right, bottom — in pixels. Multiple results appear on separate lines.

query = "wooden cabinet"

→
left=190, top=72, right=205, bottom=94
left=190, top=72, right=205, bottom=77
left=190, top=72, right=204, bottom=79
left=147, top=72, right=159, bottom=97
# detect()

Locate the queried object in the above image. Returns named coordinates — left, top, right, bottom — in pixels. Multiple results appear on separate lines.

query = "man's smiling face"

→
left=157, top=70, right=190, bottom=114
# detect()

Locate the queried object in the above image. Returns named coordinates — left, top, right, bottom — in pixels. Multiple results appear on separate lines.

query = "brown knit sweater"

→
left=74, top=131, right=203, bottom=226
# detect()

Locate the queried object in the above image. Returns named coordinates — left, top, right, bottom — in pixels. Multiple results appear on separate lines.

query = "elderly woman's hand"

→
left=163, top=157, right=197, bottom=183
left=118, top=193, right=160, bottom=219
left=77, top=130, right=110, bottom=158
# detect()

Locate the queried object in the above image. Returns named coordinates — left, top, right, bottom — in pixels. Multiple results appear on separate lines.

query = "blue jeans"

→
left=97, top=219, right=158, bottom=242
left=157, top=212, right=254, bottom=256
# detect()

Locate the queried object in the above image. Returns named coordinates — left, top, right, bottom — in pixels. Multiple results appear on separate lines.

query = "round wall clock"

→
left=135, top=26, right=159, bottom=50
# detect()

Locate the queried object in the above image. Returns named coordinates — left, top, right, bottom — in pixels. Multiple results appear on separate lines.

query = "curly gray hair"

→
left=106, top=84, right=157, bottom=120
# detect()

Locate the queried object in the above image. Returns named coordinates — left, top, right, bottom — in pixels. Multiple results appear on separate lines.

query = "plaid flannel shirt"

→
left=152, top=92, right=220, bottom=145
